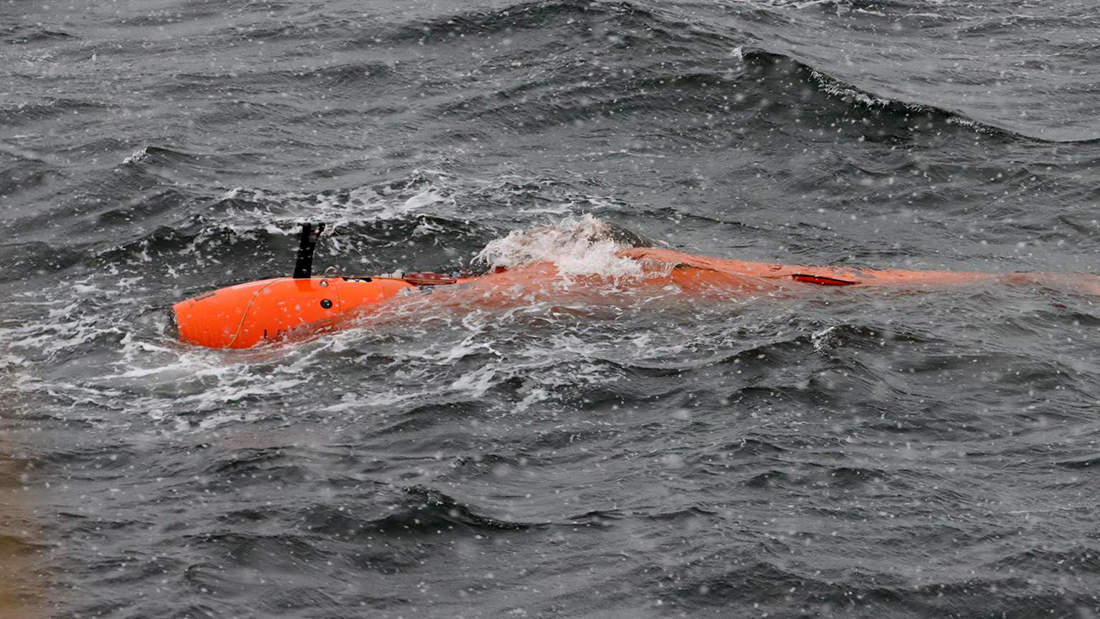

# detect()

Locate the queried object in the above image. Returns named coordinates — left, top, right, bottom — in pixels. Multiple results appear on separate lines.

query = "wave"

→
left=0, top=97, right=107, bottom=129
left=0, top=241, right=86, bottom=284
left=418, top=12, right=1018, bottom=144
left=741, top=47, right=1094, bottom=143
left=734, top=48, right=1010, bottom=141
left=295, top=485, right=537, bottom=537
left=0, top=24, right=75, bottom=44
left=378, top=485, right=536, bottom=532
left=663, top=555, right=1079, bottom=618
left=359, top=0, right=1096, bottom=144
left=380, top=0, right=665, bottom=45
left=165, top=61, right=400, bottom=98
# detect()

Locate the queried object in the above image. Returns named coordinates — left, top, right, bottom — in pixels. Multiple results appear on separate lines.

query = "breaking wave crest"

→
left=475, top=214, right=655, bottom=279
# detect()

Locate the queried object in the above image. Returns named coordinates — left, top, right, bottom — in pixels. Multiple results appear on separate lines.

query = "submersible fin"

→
left=790, top=273, right=858, bottom=286
left=293, top=222, right=326, bottom=279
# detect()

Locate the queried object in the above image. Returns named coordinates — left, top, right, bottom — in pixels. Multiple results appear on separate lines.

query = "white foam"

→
left=121, top=147, right=148, bottom=165
left=811, top=326, right=839, bottom=353
left=475, top=214, right=644, bottom=280
left=811, top=70, right=893, bottom=108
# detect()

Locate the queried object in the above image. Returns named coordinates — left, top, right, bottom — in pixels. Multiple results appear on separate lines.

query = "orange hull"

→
left=173, top=249, right=1100, bottom=349
left=174, top=276, right=420, bottom=349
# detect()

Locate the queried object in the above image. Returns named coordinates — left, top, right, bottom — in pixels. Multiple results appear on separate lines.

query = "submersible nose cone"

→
left=172, top=279, right=275, bottom=349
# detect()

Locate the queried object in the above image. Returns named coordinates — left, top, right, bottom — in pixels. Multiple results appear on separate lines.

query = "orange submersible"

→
left=172, top=224, right=475, bottom=348
left=173, top=223, right=1100, bottom=349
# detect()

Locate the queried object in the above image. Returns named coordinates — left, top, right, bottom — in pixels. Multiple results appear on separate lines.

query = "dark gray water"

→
left=3, top=0, right=1100, bottom=617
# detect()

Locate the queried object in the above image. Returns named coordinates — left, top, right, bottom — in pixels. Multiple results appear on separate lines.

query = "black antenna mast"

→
left=293, top=223, right=326, bottom=279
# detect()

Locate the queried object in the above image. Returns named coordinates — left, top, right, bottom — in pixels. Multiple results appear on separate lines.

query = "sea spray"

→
left=475, top=214, right=648, bottom=281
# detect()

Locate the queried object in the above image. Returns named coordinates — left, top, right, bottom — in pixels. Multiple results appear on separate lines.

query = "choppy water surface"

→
left=3, top=0, right=1100, bottom=617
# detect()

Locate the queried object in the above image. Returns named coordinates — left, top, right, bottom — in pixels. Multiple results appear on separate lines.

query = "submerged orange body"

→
left=173, top=248, right=1100, bottom=349
left=618, top=248, right=1000, bottom=288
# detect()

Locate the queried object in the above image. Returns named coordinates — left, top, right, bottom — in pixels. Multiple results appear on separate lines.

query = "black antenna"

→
left=293, top=223, right=325, bottom=279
